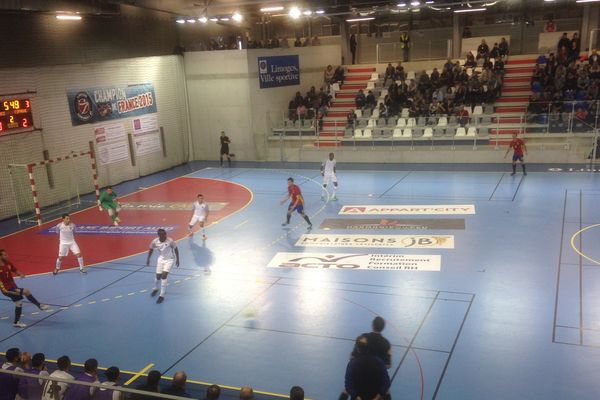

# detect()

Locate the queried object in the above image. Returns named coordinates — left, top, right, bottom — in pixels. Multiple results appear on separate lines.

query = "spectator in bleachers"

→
left=65, top=358, right=99, bottom=400
left=294, top=37, right=302, bottom=47
left=290, top=386, right=304, bottom=400
left=494, top=58, right=505, bottom=76
left=296, top=103, right=308, bottom=121
left=462, top=26, right=472, bottom=38
left=383, top=63, right=395, bottom=86
left=19, top=353, right=49, bottom=400
left=162, top=372, right=190, bottom=398
left=0, top=348, right=24, bottom=400
left=365, top=90, right=377, bottom=110
left=399, top=31, right=410, bottom=62
left=324, top=65, right=335, bottom=86
left=378, top=102, right=389, bottom=119
left=558, top=33, right=571, bottom=54
left=240, top=386, right=255, bottom=400
left=430, top=67, right=440, bottom=86
left=456, top=105, right=470, bottom=127
left=344, top=336, right=390, bottom=400
left=355, top=90, right=366, bottom=109
left=590, top=49, right=600, bottom=65
left=306, top=87, right=317, bottom=103
left=97, top=366, right=122, bottom=400
left=333, top=66, right=345, bottom=85
left=477, top=39, right=489, bottom=60
left=544, top=18, right=556, bottom=33
left=465, top=53, right=476, bottom=68
left=490, top=43, right=500, bottom=60
left=499, top=38, right=509, bottom=59
left=312, top=36, right=321, bottom=46
left=571, top=33, right=581, bottom=59
left=395, top=61, right=405, bottom=80
left=42, top=356, right=73, bottom=400
left=129, top=370, right=161, bottom=400
left=205, top=384, right=221, bottom=400
left=347, top=110, right=357, bottom=128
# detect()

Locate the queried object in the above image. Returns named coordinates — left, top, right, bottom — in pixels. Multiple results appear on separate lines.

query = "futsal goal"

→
left=8, top=149, right=100, bottom=225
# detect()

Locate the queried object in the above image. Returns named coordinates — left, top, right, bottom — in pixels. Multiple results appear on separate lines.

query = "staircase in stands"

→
left=316, top=66, right=376, bottom=147
left=491, top=54, right=537, bottom=146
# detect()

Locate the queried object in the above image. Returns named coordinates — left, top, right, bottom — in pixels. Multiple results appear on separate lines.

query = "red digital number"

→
left=0, top=121, right=3, bottom=131
left=22, top=117, right=29, bottom=128
left=25, top=100, right=30, bottom=109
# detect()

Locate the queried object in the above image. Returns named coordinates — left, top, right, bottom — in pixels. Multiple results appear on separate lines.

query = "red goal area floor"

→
left=0, top=177, right=253, bottom=275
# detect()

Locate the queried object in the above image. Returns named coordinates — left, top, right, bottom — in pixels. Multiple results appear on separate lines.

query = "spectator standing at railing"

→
left=18, top=353, right=49, bottom=400
left=344, top=336, right=390, bottom=400
left=0, top=348, right=25, bottom=400
left=129, top=370, right=161, bottom=400
left=350, top=34, right=357, bottom=64
left=558, top=33, right=571, bottom=55
left=205, top=384, right=221, bottom=400
left=64, top=358, right=99, bottom=400
left=399, top=31, right=410, bottom=62
left=97, top=367, right=122, bottom=400
left=162, top=372, right=191, bottom=398
left=499, top=38, right=509, bottom=60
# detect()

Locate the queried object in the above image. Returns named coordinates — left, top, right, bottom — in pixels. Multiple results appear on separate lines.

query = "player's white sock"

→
left=77, top=257, right=84, bottom=269
left=201, top=227, right=206, bottom=236
left=153, top=278, right=159, bottom=290
left=55, top=259, right=62, bottom=270
left=160, top=279, right=167, bottom=296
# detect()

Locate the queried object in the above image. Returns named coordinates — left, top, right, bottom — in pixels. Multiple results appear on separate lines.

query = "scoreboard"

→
left=0, top=98, right=34, bottom=134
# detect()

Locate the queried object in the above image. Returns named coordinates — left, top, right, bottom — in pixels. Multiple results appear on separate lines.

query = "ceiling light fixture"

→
left=303, top=10, right=312, bottom=15
left=315, top=10, right=325, bottom=14
left=411, top=1, right=420, bottom=5
left=576, top=0, right=600, bottom=3
left=289, top=6, right=301, bottom=19
left=346, top=17, right=376, bottom=22
left=397, top=2, right=407, bottom=6
left=232, top=12, right=243, bottom=22
left=198, top=16, right=207, bottom=23
left=454, top=7, right=486, bottom=13
left=56, top=14, right=82, bottom=20
left=176, top=18, right=185, bottom=24
left=186, top=18, right=196, bottom=23
left=260, top=6, right=285, bottom=12
left=209, top=17, right=219, bottom=21
left=220, top=17, right=230, bottom=21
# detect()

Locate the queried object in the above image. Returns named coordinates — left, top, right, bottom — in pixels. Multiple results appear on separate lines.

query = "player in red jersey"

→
left=504, top=133, right=528, bottom=176
left=280, top=177, right=312, bottom=229
left=0, top=250, right=48, bottom=328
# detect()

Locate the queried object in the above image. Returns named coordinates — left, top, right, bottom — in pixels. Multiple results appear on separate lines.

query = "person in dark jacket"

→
left=350, top=34, right=357, bottom=64
left=129, top=370, right=162, bottom=400
left=344, top=336, right=390, bottom=400
left=161, top=372, right=190, bottom=398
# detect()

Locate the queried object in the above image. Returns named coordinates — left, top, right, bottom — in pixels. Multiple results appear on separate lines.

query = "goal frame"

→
left=9, top=148, right=100, bottom=225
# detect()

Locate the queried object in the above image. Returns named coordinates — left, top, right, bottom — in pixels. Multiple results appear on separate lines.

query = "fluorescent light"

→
left=56, top=14, right=82, bottom=20
left=303, top=10, right=312, bottom=15
left=260, top=6, right=284, bottom=12
left=454, top=7, right=486, bottom=13
left=232, top=12, right=243, bottom=22
left=198, top=16, right=207, bottom=23
left=397, top=3, right=407, bottom=7
left=186, top=19, right=196, bottom=23
left=289, top=6, right=301, bottom=18
left=220, top=17, right=230, bottom=21
left=346, top=17, right=375, bottom=22
left=425, top=0, right=434, bottom=3
left=176, top=19, right=185, bottom=24
left=576, top=0, right=600, bottom=3
left=209, top=17, right=218, bottom=21
left=316, top=10, right=325, bottom=14
left=411, top=1, right=420, bottom=5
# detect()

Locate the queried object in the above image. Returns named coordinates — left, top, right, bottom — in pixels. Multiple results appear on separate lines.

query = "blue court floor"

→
left=1, top=161, right=600, bottom=399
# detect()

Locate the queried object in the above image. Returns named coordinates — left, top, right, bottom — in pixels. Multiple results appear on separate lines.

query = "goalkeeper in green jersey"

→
left=98, top=186, right=122, bottom=226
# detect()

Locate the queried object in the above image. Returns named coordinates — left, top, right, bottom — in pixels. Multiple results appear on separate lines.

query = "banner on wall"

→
left=97, top=141, right=130, bottom=165
left=258, top=55, right=300, bottom=89
left=132, top=114, right=158, bottom=135
left=67, top=84, right=157, bottom=126
left=134, top=132, right=162, bottom=156
left=94, top=123, right=126, bottom=144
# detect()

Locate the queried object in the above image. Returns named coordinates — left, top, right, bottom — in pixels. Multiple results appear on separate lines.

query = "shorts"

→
left=2, top=287, right=23, bottom=302
left=102, top=202, right=120, bottom=211
left=512, top=154, right=524, bottom=162
left=156, top=258, right=174, bottom=274
left=288, top=202, right=304, bottom=214
left=189, top=215, right=206, bottom=226
left=220, top=147, right=230, bottom=155
left=59, top=241, right=81, bottom=257
left=323, top=173, right=338, bottom=185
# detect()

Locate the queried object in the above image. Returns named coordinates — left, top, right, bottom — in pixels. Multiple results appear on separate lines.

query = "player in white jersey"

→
left=146, top=229, right=179, bottom=304
left=188, top=194, right=209, bottom=240
left=321, top=152, right=338, bottom=200
left=53, top=214, right=86, bottom=275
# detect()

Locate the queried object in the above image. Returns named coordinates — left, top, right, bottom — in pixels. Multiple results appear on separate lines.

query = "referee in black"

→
left=220, top=130, right=232, bottom=167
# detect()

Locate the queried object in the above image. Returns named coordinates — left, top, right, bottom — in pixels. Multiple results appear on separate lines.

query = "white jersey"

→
left=42, top=370, right=74, bottom=400
left=56, top=222, right=76, bottom=243
left=322, top=159, right=337, bottom=175
left=192, top=201, right=209, bottom=217
left=150, top=237, right=177, bottom=260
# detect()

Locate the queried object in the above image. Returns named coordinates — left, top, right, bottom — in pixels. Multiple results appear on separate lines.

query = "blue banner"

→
left=258, top=55, right=300, bottom=89
left=39, top=225, right=176, bottom=236
left=67, top=84, right=157, bottom=126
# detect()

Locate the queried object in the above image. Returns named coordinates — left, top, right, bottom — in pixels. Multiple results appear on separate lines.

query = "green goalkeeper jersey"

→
left=99, top=190, right=118, bottom=208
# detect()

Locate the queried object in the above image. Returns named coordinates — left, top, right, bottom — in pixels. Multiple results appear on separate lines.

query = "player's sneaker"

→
left=79, top=268, right=87, bottom=274
left=14, top=322, right=27, bottom=328
left=202, top=234, right=207, bottom=241
left=151, top=289, right=159, bottom=297
left=523, top=171, right=527, bottom=176
left=115, top=217, right=121, bottom=223
left=510, top=172, right=516, bottom=176
left=113, top=221, right=119, bottom=226
left=281, top=222, right=289, bottom=226
left=307, top=224, right=313, bottom=230
left=156, top=296, right=164, bottom=304
left=331, top=195, right=337, bottom=200
left=39, top=304, right=49, bottom=311
left=52, top=268, right=60, bottom=275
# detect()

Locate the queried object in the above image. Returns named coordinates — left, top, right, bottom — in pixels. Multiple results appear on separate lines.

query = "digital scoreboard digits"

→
left=0, top=98, right=34, bottom=134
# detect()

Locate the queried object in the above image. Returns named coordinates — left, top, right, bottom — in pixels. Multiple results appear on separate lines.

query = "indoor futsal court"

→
left=1, top=161, right=600, bottom=399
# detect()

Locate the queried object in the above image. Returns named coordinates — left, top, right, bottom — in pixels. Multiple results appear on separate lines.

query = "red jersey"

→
left=288, top=184, right=304, bottom=206
left=509, top=138, right=525, bottom=156
left=0, top=261, right=18, bottom=292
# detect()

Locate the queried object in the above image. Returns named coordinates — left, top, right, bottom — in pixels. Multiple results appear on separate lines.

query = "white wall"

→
left=184, top=45, right=342, bottom=161
left=0, top=55, right=189, bottom=220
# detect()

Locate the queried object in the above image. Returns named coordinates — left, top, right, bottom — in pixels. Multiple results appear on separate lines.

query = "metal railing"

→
left=375, top=40, right=450, bottom=63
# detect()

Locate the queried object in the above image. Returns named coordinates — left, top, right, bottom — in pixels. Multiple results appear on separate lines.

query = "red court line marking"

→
left=0, top=177, right=253, bottom=276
